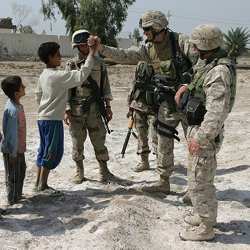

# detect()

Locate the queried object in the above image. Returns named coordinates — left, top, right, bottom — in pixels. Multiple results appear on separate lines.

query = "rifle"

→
left=87, top=76, right=111, bottom=134
left=76, top=60, right=111, bottom=134
left=121, top=113, right=137, bottom=158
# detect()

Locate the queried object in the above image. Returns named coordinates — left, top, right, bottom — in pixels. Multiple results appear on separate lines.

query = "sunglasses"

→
left=142, top=27, right=152, bottom=32
left=73, top=32, right=90, bottom=44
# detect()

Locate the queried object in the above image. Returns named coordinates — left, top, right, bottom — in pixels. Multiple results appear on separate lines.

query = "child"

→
left=35, top=38, right=98, bottom=193
left=1, top=76, right=27, bottom=205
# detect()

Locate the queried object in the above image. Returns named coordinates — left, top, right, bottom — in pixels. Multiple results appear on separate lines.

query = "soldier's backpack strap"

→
left=168, top=31, right=192, bottom=83
left=100, top=63, right=106, bottom=98
left=169, top=31, right=178, bottom=59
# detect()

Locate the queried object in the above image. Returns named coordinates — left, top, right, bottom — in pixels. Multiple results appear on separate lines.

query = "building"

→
left=0, top=18, right=16, bottom=33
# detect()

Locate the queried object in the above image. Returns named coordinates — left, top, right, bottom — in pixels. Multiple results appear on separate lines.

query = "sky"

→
left=0, top=0, right=249, bottom=37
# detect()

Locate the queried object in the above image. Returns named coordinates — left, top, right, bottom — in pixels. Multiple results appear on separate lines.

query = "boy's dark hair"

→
left=1, top=75, right=22, bottom=100
left=38, top=42, right=60, bottom=64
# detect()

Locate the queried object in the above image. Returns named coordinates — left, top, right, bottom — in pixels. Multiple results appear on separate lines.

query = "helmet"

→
left=139, top=11, right=168, bottom=32
left=190, top=24, right=223, bottom=51
left=71, top=29, right=90, bottom=48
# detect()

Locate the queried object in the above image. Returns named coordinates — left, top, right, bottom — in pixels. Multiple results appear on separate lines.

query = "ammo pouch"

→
left=129, top=62, right=155, bottom=106
left=132, top=80, right=155, bottom=106
left=181, top=93, right=206, bottom=126
left=70, top=96, right=96, bottom=116
left=152, top=74, right=177, bottom=110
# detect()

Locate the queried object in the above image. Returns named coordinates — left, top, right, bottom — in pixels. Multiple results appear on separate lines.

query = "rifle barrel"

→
left=121, top=128, right=132, bottom=158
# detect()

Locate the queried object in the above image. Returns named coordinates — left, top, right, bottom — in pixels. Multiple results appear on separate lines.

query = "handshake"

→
left=87, top=35, right=102, bottom=56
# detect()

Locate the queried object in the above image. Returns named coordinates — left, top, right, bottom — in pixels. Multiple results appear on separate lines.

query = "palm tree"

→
left=224, top=27, right=250, bottom=61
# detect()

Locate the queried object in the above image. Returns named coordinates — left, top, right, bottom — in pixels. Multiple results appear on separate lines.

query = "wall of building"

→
left=0, top=33, right=134, bottom=58
left=0, top=33, right=73, bottom=57
left=0, top=29, right=12, bottom=34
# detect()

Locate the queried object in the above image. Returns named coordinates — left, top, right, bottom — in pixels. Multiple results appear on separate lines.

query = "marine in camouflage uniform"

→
left=65, top=30, right=114, bottom=184
left=127, top=61, right=158, bottom=172
left=99, top=11, right=197, bottom=193
left=177, top=24, right=236, bottom=241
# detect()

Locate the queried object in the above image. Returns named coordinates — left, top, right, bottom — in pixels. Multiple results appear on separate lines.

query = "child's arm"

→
left=57, top=54, right=95, bottom=90
left=2, top=110, right=18, bottom=156
left=58, top=36, right=99, bottom=89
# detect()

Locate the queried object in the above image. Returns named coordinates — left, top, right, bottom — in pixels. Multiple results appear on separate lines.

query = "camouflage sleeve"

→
left=65, top=59, right=74, bottom=111
left=193, top=65, right=231, bottom=145
left=102, top=64, right=113, bottom=101
left=100, top=44, right=149, bottom=65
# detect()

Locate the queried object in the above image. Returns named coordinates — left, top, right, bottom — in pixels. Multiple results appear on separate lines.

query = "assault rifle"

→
left=77, top=59, right=111, bottom=134
left=121, top=112, right=138, bottom=158
left=87, top=76, right=111, bottom=134
left=152, top=74, right=177, bottom=111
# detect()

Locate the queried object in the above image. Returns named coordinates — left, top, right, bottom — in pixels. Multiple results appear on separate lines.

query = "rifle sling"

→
left=155, top=119, right=180, bottom=141
left=157, top=128, right=180, bottom=141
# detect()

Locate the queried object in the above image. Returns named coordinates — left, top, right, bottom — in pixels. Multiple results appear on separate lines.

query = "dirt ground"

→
left=0, top=60, right=249, bottom=250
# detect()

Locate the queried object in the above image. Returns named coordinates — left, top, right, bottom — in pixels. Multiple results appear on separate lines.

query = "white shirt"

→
left=35, top=55, right=95, bottom=120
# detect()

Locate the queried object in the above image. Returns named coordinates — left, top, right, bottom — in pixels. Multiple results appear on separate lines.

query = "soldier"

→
left=127, top=61, right=158, bottom=172
left=176, top=24, right=236, bottom=241
left=64, top=29, right=114, bottom=184
left=98, top=11, right=196, bottom=193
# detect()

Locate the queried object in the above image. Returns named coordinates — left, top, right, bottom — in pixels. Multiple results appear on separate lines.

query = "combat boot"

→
left=184, top=214, right=201, bottom=226
left=99, top=160, right=115, bottom=183
left=141, top=175, right=170, bottom=194
left=73, top=161, right=85, bottom=184
left=184, top=214, right=217, bottom=227
left=179, top=223, right=215, bottom=241
left=134, top=154, right=150, bottom=172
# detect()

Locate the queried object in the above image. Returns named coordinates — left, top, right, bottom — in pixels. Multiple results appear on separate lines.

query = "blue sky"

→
left=0, top=0, right=249, bottom=37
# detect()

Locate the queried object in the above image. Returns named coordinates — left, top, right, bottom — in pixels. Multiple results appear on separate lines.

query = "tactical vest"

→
left=148, top=32, right=192, bottom=82
left=129, top=32, right=192, bottom=110
left=183, top=49, right=236, bottom=125
left=68, top=58, right=106, bottom=116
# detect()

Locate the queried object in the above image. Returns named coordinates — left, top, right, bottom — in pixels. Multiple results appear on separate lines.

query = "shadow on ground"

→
left=215, top=220, right=250, bottom=245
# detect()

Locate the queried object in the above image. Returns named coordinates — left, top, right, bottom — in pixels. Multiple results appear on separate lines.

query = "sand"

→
left=0, top=60, right=249, bottom=250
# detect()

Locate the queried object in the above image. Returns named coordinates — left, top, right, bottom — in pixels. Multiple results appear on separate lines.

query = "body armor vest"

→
left=182, top=49, right=236, bottom=125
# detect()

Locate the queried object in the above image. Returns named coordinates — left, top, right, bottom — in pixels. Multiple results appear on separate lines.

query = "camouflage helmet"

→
left=190, top=24, right=223, bottom=51
left=71, top=29, right=90, bottom=48
left=139, top=11, right=168, bottom=32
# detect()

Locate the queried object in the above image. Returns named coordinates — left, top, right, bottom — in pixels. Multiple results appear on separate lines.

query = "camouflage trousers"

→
left=186, top=126, right=224, bottom=196
left=134, top=110, right=158, bottom=155
left=69, top=108, right=109, bottom=162
left=156, top=101, right=188, bottom=178
left=187, top=126, right=219, bottom=226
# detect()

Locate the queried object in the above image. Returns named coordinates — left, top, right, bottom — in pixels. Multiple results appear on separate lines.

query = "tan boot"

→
left=184, top=214, right=201, bottom=226
left=141, top=175, right=170, bottom=194
left=179, top=223, right=215, bottom=241
left=184, top=214, right=216, bottom=227
left=134, top=154, right=150, bottom=172
left=99, top=160, right=115, bottom=183
left=73, top=161, right=85, bottom=184
left=182, top=191, right=192, bottom=205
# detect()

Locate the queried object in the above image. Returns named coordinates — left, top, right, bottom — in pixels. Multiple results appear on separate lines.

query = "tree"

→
left=11, top=2, right=32, bottom=30
left=224, top=27, right=250, bottom=61
left=19, top=25, right=34, bottom=34
left=132, top=27, right=142, bottom=46
left=41, top=0, right=136, bottom=47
